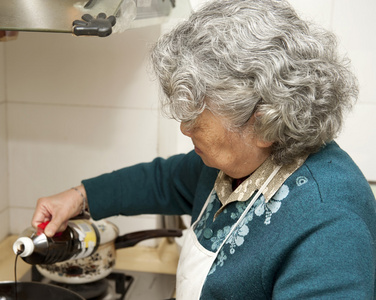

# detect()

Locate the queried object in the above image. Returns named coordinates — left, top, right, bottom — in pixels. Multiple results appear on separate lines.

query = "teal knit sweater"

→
left=83, top=142, right=376, bottom=299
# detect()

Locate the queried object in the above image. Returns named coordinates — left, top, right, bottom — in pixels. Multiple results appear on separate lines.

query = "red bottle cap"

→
left=37, top=221, right=62, bottom=237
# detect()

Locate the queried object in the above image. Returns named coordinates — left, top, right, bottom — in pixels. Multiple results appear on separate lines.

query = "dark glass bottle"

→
left=13, top=220, right=100, bottom=265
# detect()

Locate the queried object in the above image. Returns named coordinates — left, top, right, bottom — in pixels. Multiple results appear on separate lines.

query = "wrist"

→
left=72, top=185, right=88, bottom=214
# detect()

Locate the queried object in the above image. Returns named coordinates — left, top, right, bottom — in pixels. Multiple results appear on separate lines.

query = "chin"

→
left=199, top=156, right=216, bottom=169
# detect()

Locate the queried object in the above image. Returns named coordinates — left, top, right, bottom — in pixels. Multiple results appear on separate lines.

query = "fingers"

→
left=44, top=219, right=68, bottom=238
left=31, top=187, right=86, bottom=237
left=97, top=12, right=107, bottom=19
left=31, top=198, right=53, bottom=228
left=82, top=14, right=94, bottom=22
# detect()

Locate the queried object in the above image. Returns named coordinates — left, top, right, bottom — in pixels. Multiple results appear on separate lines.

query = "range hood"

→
left=0, top=0, right=174, bottom=37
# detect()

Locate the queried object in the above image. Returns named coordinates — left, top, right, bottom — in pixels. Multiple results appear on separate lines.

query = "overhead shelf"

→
left=0, top=0, right=173, bottom=36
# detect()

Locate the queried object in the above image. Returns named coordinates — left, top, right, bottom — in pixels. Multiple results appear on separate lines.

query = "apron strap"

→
left=215, top=165, right=282, bottom=253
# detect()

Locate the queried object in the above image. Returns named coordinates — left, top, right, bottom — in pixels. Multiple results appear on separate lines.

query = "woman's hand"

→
left=31, top=185, right=87, bottom=237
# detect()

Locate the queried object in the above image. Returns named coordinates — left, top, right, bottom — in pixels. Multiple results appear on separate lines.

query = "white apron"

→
left=176, top=166, right=281, bottom=300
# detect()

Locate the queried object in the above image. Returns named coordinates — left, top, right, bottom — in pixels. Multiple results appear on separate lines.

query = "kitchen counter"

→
left=0, top=235, right=180, bottom=282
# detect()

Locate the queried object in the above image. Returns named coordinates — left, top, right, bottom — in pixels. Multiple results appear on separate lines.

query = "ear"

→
left=256, top=138, right=273, bottom=148
left=247, top=113, right=274, bottom=149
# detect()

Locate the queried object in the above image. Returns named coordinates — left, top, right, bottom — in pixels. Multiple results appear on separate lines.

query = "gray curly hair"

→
left=150, top=0, right=358, bottom=165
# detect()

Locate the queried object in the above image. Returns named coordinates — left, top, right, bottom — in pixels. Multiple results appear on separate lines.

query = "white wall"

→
left=288, top=0, right=376, bottom=181
left=332, top=0, right=376, bottom=181
left=4, top=27, right=164, bottom=239
left=0, top=0, right=194, bottom=244
left=158, top=0, right=194, bottom=158
left=0, top=42, right=9, bottom=241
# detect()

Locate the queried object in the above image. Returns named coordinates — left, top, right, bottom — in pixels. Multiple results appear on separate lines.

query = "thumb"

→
left=44, top=218, right=68, bottom=238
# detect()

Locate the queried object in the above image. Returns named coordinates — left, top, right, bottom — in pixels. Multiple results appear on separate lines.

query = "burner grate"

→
left=30, top=266, right=133, bottom=299
left=106, top=272, right=134, bottom=299
left=22, top=265, right=176, bottom=300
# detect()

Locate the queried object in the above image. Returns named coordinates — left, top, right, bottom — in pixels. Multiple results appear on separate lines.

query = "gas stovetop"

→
left=21, top=266, right=176, bottom=300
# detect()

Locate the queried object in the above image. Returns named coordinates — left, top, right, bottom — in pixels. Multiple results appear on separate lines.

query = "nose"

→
left=180, top=122, right=192, bottom=137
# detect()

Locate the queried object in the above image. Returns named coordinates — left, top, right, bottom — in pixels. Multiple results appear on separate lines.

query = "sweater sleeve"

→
left=267, top=206, right=375, bottom=299
left=81, top=151, right=206, bottom=220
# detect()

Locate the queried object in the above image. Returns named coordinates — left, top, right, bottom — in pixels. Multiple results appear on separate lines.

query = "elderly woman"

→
left=32, top=0, right=376, bottom=299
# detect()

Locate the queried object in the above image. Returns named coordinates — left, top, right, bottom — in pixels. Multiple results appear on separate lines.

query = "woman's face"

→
left=180, top=109, right=272, bottom=178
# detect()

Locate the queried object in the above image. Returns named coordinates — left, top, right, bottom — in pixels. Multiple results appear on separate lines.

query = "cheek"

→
left=206, top=134, right=235, bottom=161
left=205, top=132, right=227, bottom=151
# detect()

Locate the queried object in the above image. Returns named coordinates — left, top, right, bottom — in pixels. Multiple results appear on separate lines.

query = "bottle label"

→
left=68, top=220, right=98, bottom=259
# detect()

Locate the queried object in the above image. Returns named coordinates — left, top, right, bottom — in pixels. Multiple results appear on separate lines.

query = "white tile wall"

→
left=337, top=104, right=376, bottom=180
left=158, top=116, right=193, bottom=158
left=7, top=103, right=159, bottom=207
left=0, top=42, right=9, bottom=241
left=329, top=0, right=376, bottom=180
left=274, top=0, right=376, bottom=181
left=157, top=0, right=194, bottom=159
left=0, top=209, right=9, bottom=242
left=0, top=105, right=7, bottom=211
left=0, top=104, right=9, bottom=241
left=5, top=27, right=161, bottom=109
left=4, top=26, right=163, bottom=238
left=288, top=0, right=334, bottom=29
left=0, top=44, right=4, bottom=103
left=332, top=0, right=376, bottom=105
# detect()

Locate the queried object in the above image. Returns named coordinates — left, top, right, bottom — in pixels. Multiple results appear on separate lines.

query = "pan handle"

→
left=114, top=229, right=183, bottom=249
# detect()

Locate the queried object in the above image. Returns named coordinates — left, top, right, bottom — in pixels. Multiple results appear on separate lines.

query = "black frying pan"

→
left=0, top=281, right=85, bottom=300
